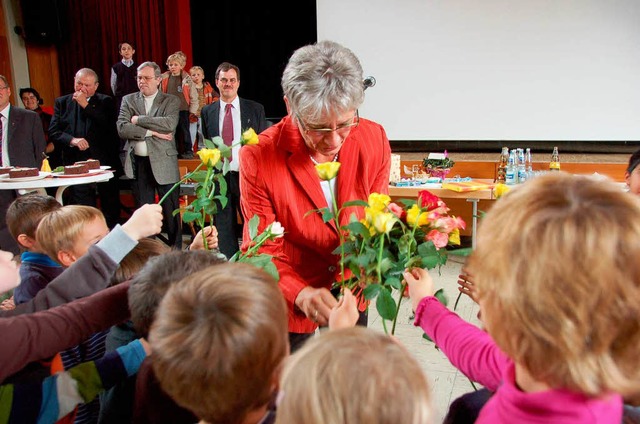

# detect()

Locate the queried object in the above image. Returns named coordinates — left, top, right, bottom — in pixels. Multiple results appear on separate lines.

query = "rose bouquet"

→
left=309, top=162, right=466, bottom=334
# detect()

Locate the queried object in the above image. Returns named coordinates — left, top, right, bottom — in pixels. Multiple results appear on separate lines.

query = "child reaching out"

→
left=405, top=172, right=640, bottom=423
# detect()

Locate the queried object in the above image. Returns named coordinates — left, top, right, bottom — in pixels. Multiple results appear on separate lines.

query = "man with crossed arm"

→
left=117, top=61, right=182, bottom=249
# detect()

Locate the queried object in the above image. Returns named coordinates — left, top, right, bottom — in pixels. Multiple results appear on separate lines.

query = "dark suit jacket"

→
left=49, top=93, right=122, bottom=174
left=5, top=106, right=47, bottom=168
left=201, top=98, right=269, bottom=140
left=0, top=106, right=47, bottom=253
left=117, top=91, right=181, bottom=185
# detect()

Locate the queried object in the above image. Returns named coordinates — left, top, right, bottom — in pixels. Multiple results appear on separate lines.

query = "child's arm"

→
left=0, top=339, right=148, bottom=424
left=0, top=282, right=130, bottom=382
left=328, top=288, right=359, bottom=330
left=1, top=204, right=162, bottom=317
left=405, top=268, right=506, bottom=390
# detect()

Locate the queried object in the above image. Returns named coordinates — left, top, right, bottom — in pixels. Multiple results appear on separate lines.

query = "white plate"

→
left=1, top=172, right=48, bottom=182
left=88, top=168, right=110, bottom=174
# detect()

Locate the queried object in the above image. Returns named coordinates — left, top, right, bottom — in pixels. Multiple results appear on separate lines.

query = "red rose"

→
left=418, top=190, right=443, bottom=211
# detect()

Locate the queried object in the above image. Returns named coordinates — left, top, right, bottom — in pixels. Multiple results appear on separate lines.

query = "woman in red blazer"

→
left=240, top=41, right=391, bottom=349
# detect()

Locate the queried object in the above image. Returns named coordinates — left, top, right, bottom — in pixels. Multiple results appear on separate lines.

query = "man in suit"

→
left=0, top=75, right=47, bottom=254
left=201, top=62, right=269, bottom=259
left=117, top=61, right=182, bottom=249
left=49, top=68, right=123, bottom=228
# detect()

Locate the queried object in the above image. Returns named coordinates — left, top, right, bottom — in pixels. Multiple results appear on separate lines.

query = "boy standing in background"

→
left=188, top=66, right=219, bottom=151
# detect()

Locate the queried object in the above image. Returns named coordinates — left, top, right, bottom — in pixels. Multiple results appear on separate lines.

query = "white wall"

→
left=2, top=0, right=30, bottom=96
left=317, top=0, right=640, bottom=141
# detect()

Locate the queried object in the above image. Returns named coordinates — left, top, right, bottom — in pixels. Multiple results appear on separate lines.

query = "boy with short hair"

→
left=37, top=205, right=109, bottom=268
left=188, top=66, right=219, bottom=151
left=6, top=194, right=62, bottom=304
left=161, top=51, right=198, bottom=158
left=149, top=262, right=288, bottom=424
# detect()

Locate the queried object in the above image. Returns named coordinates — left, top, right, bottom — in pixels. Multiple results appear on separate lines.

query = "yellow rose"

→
left=406, top=204, right=429, bottom=227
left=367, top=193, right=391, bottom=212
left=241, top=128, right=259, bottom=145
left=372, top=211, right=395, bottom=234
left=315, top=161, right=341, bottom=181
left=197, top=148, right=221, bottom=167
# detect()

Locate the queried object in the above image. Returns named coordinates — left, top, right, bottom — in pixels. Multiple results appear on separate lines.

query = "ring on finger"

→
left=314, top=309, right=319, bottom=321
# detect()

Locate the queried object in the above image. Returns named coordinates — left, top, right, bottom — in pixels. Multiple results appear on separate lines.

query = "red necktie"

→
left=222, top=103, right=234, bottom=159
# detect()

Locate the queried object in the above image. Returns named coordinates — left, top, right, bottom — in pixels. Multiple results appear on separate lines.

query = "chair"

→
left=179, top=166, right=197, bottom=237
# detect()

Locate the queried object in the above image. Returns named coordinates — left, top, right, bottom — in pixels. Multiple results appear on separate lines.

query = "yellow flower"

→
left=372, top=211, right=395, bottom=234
left=315, top=161, right=341, bottom=181
left=493, top=183, right=511, bottom=199
left=241, top=128, right=259, bottom=145
left=406, top=204, right=429, bottom=227
left=448, top=228, right=461, bottom=246
left=197, top=148, right=221, bottom=167
left=367, top=193, right=391, bottom=212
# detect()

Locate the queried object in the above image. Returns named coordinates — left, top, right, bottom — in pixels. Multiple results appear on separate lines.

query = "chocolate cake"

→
left=9, top=167, right=39, bottom=178
left=0, top=167, right=12, bottom=175
left=64, top=164, right=89, bottom=175
left=75, top=159, right=100, bottom=170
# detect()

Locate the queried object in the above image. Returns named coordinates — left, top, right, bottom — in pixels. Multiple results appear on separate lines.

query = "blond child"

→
left=161, top=50, right=198, bottom=158
left=406, top=172, right=640, bottom=423
left=149, top=262, right=289, bottom=424
left=188, top=66, right=219, bottom=150
left=6, top=194, right=62, bottom=305
left=276, top=326, right=433, bottom=424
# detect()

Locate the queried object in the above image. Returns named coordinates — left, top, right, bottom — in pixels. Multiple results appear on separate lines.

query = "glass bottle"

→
left=517, top=148, right=526, bottom=183
left=496, top=147, right=508, bottom=183
left=525, top=148, right=533, bottom=179
left=506, top=150, right=517, bottom=185
left=549, top=146, right=560, bottom=171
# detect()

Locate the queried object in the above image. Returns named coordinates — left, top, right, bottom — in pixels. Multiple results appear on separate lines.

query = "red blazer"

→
left=240, top=115, right=391, bottom=333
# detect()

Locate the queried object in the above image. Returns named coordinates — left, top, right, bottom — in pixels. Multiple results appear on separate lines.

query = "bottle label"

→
left=549, top=162, right=560, bottom=171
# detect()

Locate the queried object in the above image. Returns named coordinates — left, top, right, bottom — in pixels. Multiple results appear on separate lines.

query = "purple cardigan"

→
left=414, top=297, right=622, bottom=423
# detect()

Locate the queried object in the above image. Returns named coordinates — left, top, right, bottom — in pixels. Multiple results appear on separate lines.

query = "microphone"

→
left=363, top=76, right=376, bottom=90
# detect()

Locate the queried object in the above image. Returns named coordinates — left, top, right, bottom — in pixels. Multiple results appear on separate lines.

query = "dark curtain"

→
left=190, top=0, right=317, bottom=122
left=57, top=0, right=168, bottom=95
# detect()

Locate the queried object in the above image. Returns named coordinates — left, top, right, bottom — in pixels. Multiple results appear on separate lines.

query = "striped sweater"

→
left=0, top=339, right=146, bottom=424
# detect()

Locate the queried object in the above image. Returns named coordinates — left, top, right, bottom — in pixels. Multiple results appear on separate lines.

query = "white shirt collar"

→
left=0, top=103, right=10, bottom=119
left=122, top=58, right=134, bottom=67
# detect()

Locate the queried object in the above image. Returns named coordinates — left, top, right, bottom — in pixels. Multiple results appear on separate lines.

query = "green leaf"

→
left=386, top=277, right=402, bottom=290
left=248, top=215, right=260, bottom=240
left=422, top=333, right=434, bottom=343
left=262, top=261, right=280, bottom=281
left=240, top=254, right=273, bottom=268
left=422, top=254, right=440, bottom=270
left=376, top=288, right=396, bottom=320
left=434, top=288, right=449, bottom=307
left=345, top=221, right=371, bottom=240
left=321, top=208, right=335, bottom=223
left=182, top=211, right=200, bottom=222
left=363, top=283, right=381, bottom=300
left=342, top=200, right=369, bottom=208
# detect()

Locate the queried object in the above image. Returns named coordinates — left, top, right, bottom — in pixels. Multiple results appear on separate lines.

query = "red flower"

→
left=418, top=190, right=443, bottom=211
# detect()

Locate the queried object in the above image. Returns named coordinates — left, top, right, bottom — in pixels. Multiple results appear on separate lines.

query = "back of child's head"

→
left=276, top=327, right=432, bottom=424
left=149, top=262, right=288, bottom=424
left=36, top=205, right=105, bottom=262
left=6, top=194, right=61, bottom=244
left=469, top=172, right=640, bottom=397
left=110, top=238, right=171, bottom=286
left=127, top=250, right=226, bottom=337
left=166, top=51, right=186, bottom=67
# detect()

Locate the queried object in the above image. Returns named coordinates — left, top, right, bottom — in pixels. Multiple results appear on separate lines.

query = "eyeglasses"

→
left=296, top=110, right=359, bottom=138
left=0, top=86, right=9, bottom=90
left=136, top=76, right=156, bottom=81
left=217, top=78, right=238, bottom=85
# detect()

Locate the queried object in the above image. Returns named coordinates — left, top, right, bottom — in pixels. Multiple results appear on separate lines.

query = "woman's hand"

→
left=403, top=268, right=435, bottom=312
left=295, top=286, right=338, bottom=327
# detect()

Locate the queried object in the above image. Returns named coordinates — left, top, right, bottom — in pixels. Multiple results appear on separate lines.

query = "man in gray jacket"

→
left=117, top=62, right=182, bottom=249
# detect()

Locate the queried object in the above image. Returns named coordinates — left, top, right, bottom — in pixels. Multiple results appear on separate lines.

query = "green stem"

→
left=158, top=163, right=204, bottom=205
left=381, top=315, right=389, bottom=335
left=391, top=282, right=406, bottom=335
left=200, top=210, right=208, bottom=250
left=329, top=184, right=345, bottom=284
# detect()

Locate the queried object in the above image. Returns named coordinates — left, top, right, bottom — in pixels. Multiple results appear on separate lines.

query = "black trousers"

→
left=131, top=155, right=182, bottom=249
left=288, top=309, right=368, bottom=353
left=215, top=171, right=241, bottom=259
left=176, top=111, right=192, bottom=157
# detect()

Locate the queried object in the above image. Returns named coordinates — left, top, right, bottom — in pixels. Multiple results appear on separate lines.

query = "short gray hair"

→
left=75, top=68, right=99, bottom=83
left=281, top=40, right=364, bottom=124
left=0, top=75, right=8, bottom=86
left=138, top=61, right=162, bottom=78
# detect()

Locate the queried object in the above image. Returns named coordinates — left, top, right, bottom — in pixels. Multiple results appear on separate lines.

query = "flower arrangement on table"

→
left=422, top=151, right=455, bottom=180
left=159, top=128, right=280, bottom=280
left=309, top=162, right=466, bottom=335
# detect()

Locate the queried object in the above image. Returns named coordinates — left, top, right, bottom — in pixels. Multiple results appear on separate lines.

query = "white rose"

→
left=268, top=222, right=285, bottom=238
